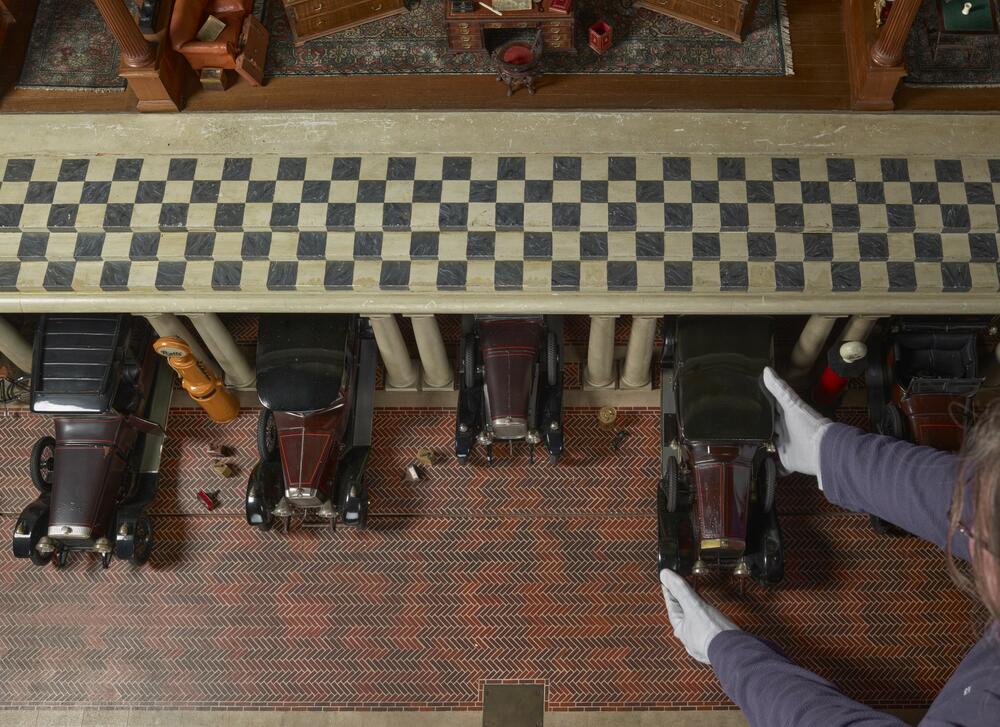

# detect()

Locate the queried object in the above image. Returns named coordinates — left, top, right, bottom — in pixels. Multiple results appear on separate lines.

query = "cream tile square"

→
left=882, top=181, right=911, bottom=204
left=832, top=232, right=861, bottom=260
left=552, top=180, right=581, bottom=203
left=268, top=232, right=299, bottom=259
left=409, top=203, right=439, bottom=230
left=354, top=203, right=383, bottom=229
left=242, top=204, right=272, bottom=229
left=579, top=203, right=608, bottom=231
left=404, top=259, right=437, bottom=290
left=156, top=232, right=187, bottom=259
left=294, top=259, right=326, bottom=288
left=139, top=157, right=170, bottom=180
left=385, top=180, right=414, bottom=203
left=636, top=203, right=663, bottom=231
left=852, top=157, right=882, bottom=182
left=719, top=234, right=749, bottom=260
left=636, top=259, right=663, bottom=290
left=691, top=260, right=720, bottom=291
left=887, top=233, right=916, bottom=260
left=85, top=157, right=117, bottom=181
left=297, top=202, right=327, bottom=229
left=16, top=260, right=47, bottom=288
left=352, top=259, right=382, bottom=289
left=858, top=205, right=888, bottom=230
left=29, top=157, right=62, bottom=180
left=496, top=180, right=524, bottom=203
left=129, top=205, right=161, bottom=229
left=494, top=231, right=524, bottom=260
left=72, top=260, right=101, bottom=289
left=241, top=260, right=270, bottom=289
left=523, top=203, right=551, bottom=230
left=330, top=180, right=359, bottom=203
left=828, top=182, right=857, bottom=204
left=912, top=206, right=941, bottom=231
left=937, top=183, right=967, bottom=204
left=748, top=260, right=776, bottom=292
left=467, top=203, right=495, bottom=230
left=744, top=156, right=772, bottom=180
left=907, top=158, right=936, bottom=181
left=272, top=181, right=304, bottom=203
left=970, top=262, right=1000, bottom=290
left=305, top=156, right=333, bottom=179
left=163, top=181, right=194, bottom=203
left=522, top=260, right=551, bottom=290
left=524, top=155, right=552, bottom=180
left=773, top=181, right=802, bottom=204
left=860, top=261, right=889, bottom=291
left=186, top=204, right=216, bottom=230
left=466, top=259, right=494, bottom=290
left=74, top=205, right=106, bottom=230
left=579, top=259, right=606, bottom=290
left=211, top=233, right=243, bottom=259
left=107, top=181, right=138, bottom=204
left=441, top=180, right=470, bottom=201
left=718, top=181, right=747, bottom=203
left=469, top=155, right=497, bottom=180
left=217, top=181, right=248, bottom=203
left=663, top=181, right=691, bottom=203
left=19, top=206, right=50, bottom=229
left=552, top=232, right=580, bottom=260
left=799, top=157, right=829, bottom=181
left=413, top=155, right=442, bottom=180
left=436, top=233, right=466, bottom=260
left=607, top=232, right=635, bottom=259
left=802, top=260, right=832, bottom=293
left=689, top=156, right=716, bottom=180
left=378, top=231, right=411, bottom=260
left=580, top=156, right=608, bottom=180
left=358, top=156, right=388, bottom=179
left=0, top=181, right=26, bottom=203
left=635, top=155, right=662, bottom=180
left=183, top=260, right=214, bottom=289
left=664, top=232, right=693, bottom=261
left=969, top=205, right=997, bottom=230
left=128, top=261, right=158, bottom=290
left=193, top=156, right=225, bottom=180
left=803, top=205, right=832, bottom=232
left=101, top=233, right=133, bottom=260
left=52, top=182, right=83, bottom=204
left=691, top=204, right=720, bottom=229
left=325, top=232, right=356, bottom=259
left=45, top=235, right=76, bottom=260
left=914, top=261, right=943, bottom=291
left=608, top=181, right=636, bottom=203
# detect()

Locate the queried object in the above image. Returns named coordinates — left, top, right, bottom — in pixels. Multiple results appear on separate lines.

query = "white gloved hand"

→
left=660, top=569, right=738, bottom=665
left=762, top=366, right=832, bottom=487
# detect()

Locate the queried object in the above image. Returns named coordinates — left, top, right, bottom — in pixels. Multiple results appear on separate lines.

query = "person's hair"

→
left=948, top=399, right=1000, bottom=624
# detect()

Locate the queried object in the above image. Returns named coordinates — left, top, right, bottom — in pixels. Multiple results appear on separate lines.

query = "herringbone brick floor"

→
left=0, top=406, right=985, bottom=711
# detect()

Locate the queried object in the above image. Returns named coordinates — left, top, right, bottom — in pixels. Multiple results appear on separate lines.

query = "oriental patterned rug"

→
left=904, top=0, right=1000, bottom=86
left=15, top=0, right=125, bottom=91
left=262, top=0, right=794, bottom=77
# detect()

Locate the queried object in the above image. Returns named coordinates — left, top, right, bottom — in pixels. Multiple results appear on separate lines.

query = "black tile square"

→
left=914, top=233, right=943, bottom=261
left=326, top=203, right=356, bottom=229
left=379, top=260, right=411, bottom=289
left=467, top=232, right=496, bottom=258
left=324, top=261, right=355, bottom=289
left=17, top=232, right=48, bottom=259
left=887, top=261, right=917, bottom=292
left=747, top=233, right=776, bottom=260
left=155, top=261, right=186, bottom=290
left=663, top=157, right=691, bottom=181
left=267, top=261, right=299, bottom=290
left=580, top=232, right=608, bottom=259
left=498, top=157, right=526, bottom=180
left=801, top=181, right=830, bottom=204
left=525, top=180, right=553, bottom=203
left=443, top=157, right=473, bottom=180
left=47, top=204, right=78, bottom=229
left=495, top=261, right=523, bottom=289
left=771, top=158, right=800, bottom=181
left=581, top=181, right=608, bottom=203
left=720, top=203, right=749, bottom=230
left=746, top=181, right=774, bottom=203
left=43, top=261, right=75, bottom=290
left=831, top=204, right=861, bottom=231
left=910, top=182, right=939, bottom=205
left=524, top=232, right=552, bottom=259
left=135, top=181, right=165, bottom=204
left=664, top=203, right=693, bottom=229
left=608, top=157, right=636, bottom=181
left=940, top=204, right=971, bottom=231
left=941, top=262, right=972, bottom=291
left=103, top=203, right=133, bottom=229
left=353, top=231, right=383, bottom=258
left=438, top=202, right=468, bottom=230
left=214, top=203, right=245, bottom=229
left=158, top=203, right=189, bottom=229
left=269, top=203, right=300, bottom=229
left=881, top=158, right=909, bottom=182
left=241, top=231, right=272, bottom=259
left=856, top=182, right=885, bottom=204
left=720, top=261, right=748, bottom=291
left=59, top=159, right=89, bottom=182
left=664, top=261, right=692, bottom=290
left=211, top=261, right=242, bottom=290
left=277, top=157, right=307, bottom=181
left=0, top=205, right=23, bottom=228
left=302, top=180, right=331, bottom=203
left=553, top=157, right=582, bottom=180
left=608, top=203, right=636, bottom=230
left=469, top=180, right=497, bottom=203
left=191, top=180, right=220, bottom=203
left=495, top=203, right=524, bottom=230
left=831, top=261, right=861, bottom=291
left=382, top=202, right=412, bottom=229
left=129, top=232, right=160, bottom=260
left=100, top=261, right=130, bottom=290
left=774, top=262, right=805, bottom=291
left=886, top=204, right=915, bottom=231
left=692, top=233, right=720, bottom=260
left=222, top=158, right=252, bottom=181
left=989, top=159, right=1000, bottom=182
left=636, top=232, right=664, bottom=259
left=718, top=157, right=746, bottom=181
left=775, top=203, right=804, bottom=230
left=332, top=157, right=362, bottom=181
left=0, top=262, right=21, bottom=290
left=826, top=158, right=855, bottom=182
left=858, top=233, right=889, bottom=260
left=112, top=158, right=141, bottom=181
left=935, top=159, right=964, bottom=182
left=552, top=203, right=580, bottom=229
left=437, top=261, right=468, bottom=289
left=73, top=233, right=105, bottom=259
left=25, top=182, right=56, bottom=204
left=636, top=181, right=664, bottom=203
left=410, top=232, right=440, bottom=258
left=4, top=159, right=34, bottom=182
left=387, top=157, right=417, bottom=180
left=969, top=233, right=998, bottom=261
left=81, top=181, right=111, bottom=204
left=168, top=158, right=197, bottom=181
left=692, top=181, right=719, bottom=203
left=185, top=232, right=216, bottom=259
left=357, top=180, right=386, bottom=203
left=551, top=261, right=580, bottom=290
left=804, top=233, right=834, bottom=260
left=297, top=231, right=326, bottom=259
left=965, top=182, right=995, bottom=205
left=413, top=180, right=443, bottom=203
left=246, top=181, right=275, bottom=203
left=607, top=261, right=637, bottom=290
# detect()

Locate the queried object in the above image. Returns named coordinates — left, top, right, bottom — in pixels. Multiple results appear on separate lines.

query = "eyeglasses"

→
left=949, top=506, right=976, bottom=544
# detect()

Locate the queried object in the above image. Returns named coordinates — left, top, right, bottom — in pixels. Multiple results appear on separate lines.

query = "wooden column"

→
left=871, top=0, right=923, bottom=66
left=92, top=0, right=155, bottom=66
left=842, top=0, right=920, bottom=110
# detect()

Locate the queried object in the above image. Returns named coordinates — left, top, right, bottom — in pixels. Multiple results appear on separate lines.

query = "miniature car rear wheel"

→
left=245, top=464, right=276, bottom=531
left=101, top=551, right=113, bottom=569
left=879, top=404, right=906, bottom=441
left=759, top=457, right=777, bottom=514
left=663, top=456, right=679, bottom=513
left=30, top=436, right=56, bottom=495
left=30, top=549, right=52, bottom=567
left=257, top=409, right=279, bottom=462
left=546, top=330, right=559, bottom=387
left=130, top=516, right=154, bottom=565
left=463, top=335, right=476, bottom=390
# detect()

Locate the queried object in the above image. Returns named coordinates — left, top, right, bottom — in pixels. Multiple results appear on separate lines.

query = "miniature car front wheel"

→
left=663, top=456, right=679, bottom=513
left=30, top=436, right=56, bottom=494
left=462, top=335, right=476, bottom=390
left=878, top=404, right=906, bottom=441
left=130, top=515, right=154, bottom=565
left=546, top=330, right=559, bottom=387
left=759, top=456, right=777, bottom=514
left=30, top=549, right=52, bottom=567
left=257, top=409, right=279, bottom=462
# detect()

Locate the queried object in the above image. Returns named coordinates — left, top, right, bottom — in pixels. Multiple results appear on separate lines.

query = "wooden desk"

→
left=633, top=0, right=758, bottom=42
left=445, top=0, right=575, bottom=54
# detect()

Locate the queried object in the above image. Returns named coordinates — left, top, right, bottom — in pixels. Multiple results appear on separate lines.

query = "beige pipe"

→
left=407, top=314, right=453, bottom=390
left=183, top=313, right=255, bottom=390
left=838, top=315, right=880, bottom=343
left=369, top=315, right=418, bottom=390
left=0, top=315, right=33, bottom=373
left=788, top=315, right=839, bottom=380
left=620, top=315, right=657, bottom=389
left=143, top=313, right=220, bottom=378
left=584, top=315, right=618, bottom=389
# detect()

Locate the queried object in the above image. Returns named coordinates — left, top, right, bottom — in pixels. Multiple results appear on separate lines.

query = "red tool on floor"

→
left=812, top=341, right=867, bottom=412
left=197, top=490, right=220, bottom=510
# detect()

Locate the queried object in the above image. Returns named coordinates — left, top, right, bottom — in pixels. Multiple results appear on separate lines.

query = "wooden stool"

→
left=492, top=29, right=543, bottom=96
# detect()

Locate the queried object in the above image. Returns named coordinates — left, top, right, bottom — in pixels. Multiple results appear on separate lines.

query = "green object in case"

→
left=941, top=0, right=996, bottom=32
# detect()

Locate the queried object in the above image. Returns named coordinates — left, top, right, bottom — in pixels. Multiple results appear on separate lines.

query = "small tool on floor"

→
left=612, top=430, right=630, bottom=451
left=206, top=444, right=231, bottom=458
left=416, top=448, right=435, bottom=468
left=404, top=464, right=423, bottom=482
left=211, top=460, right=235, bottom=478
left=197, top=489, right=220, bottom=510
left=598, top=406, right=618, bottom=430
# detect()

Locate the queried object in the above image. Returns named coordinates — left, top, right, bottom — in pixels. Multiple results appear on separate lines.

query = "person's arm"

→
left=708, top=630, right=909, bottom=727
left=820, top=423, right=970, bottom=561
